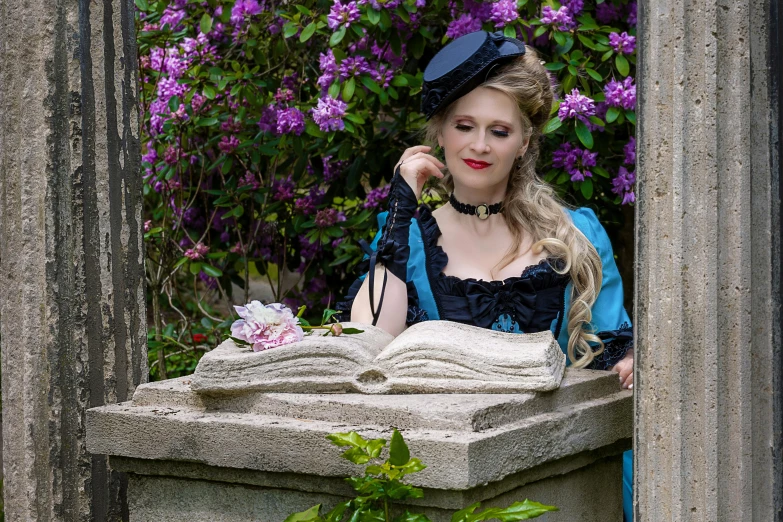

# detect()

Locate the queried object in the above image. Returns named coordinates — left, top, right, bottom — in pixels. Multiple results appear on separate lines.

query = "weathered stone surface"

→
left=192, top=321, right=566, bottom=394
left=87, top=370, right=630, bottom=491
left=0, top=0, right=145, bottom=519
left=635, top=0, right=782, bottom=519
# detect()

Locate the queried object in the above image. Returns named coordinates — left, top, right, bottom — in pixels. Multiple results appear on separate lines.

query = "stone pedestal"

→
left=636, top=0, right=782, bottom=519
left=87, top=370, right=631, bottom=521
left=0, top=0, right=144, bottom=519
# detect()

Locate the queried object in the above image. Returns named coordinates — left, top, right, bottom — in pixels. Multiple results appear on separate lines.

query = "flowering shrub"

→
left=137, top=0, right=636, bottom=380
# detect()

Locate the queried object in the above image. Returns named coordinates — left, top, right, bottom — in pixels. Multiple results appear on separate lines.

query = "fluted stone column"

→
left=0, top=0, right=145, bottom=520
left=635, top=0, right=781, bottom=520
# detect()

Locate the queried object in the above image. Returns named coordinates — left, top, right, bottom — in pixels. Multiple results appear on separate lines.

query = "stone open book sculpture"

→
left=191, top=320, right=566, bottom=394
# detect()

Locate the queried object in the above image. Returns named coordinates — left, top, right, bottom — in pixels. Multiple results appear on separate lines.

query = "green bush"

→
left=136, top=0, right=636, bottom=379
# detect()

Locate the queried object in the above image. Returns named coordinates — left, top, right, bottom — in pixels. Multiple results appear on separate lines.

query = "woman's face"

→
left=438, top=86, right=529, bottom=192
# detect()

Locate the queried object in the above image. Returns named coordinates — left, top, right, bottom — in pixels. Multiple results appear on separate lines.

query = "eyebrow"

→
left=452, top=114, right=515, bottom=127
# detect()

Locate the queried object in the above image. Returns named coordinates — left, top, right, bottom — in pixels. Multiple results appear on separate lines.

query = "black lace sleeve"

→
left=588, top=322, right=633, bottom=371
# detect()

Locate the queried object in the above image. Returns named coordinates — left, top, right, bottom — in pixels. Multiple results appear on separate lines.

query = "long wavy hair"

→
left=419, top=47, right=604, bottom=368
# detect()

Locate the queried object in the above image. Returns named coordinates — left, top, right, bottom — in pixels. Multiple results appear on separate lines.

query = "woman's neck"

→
left=450, top=184, right=507, bottom=208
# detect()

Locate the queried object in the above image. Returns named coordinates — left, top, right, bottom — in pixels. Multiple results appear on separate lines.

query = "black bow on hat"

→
left=420, top=30, right=526, bottom=120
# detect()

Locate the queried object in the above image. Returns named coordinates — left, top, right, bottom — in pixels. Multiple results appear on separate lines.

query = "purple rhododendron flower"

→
left=218, top=135, right=240, bottom=154
left=276, top=107, right=306, bottom=136
left=609, top=31, right=636, bottom=54
left=258, top=104, right=279, bottom=133
left=463, top=0, right=493, bottom=22
left=314, top=208, right=341, bottom=228
left=338, top=56, right=371, bottom=80
left=624, top=137, right=636, bottom=165
left=230, top=301, right=304, bottom=352
left=312, top=95, right=348, bottom=132
left=328, top=0, right=361, bottom=30
left=272, top=176, right=295, bottom=201
left=446, top=14, right=482, bottom=39
left=557, top=89, right=596, bottom=123
left=231, top=0, right=264, bottom=25
left=160, top=7, right=186, bottom=28
left=363, top=184, right=391, bottom=209
left=612, top=166, right=636, bottom=204
left=627, top=1, right=638, bottom=26
left=562, top=0, right=584, bottom=16
left=596, top=2, right=623, bottom=24
left=552, top=143, right=598, bottom=182
left=184, top=242, right=209, bottom=260
left=540, top=6, right=575, bottom=31
left=489, top=0, right=518, bottom=27
left=604, top=77, right=636, bottom=110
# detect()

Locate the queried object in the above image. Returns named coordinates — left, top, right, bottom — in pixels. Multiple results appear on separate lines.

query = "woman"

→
left=337, top=30, right=634, bottom=520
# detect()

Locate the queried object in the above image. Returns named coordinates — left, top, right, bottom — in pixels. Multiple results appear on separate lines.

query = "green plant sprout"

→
left=284, top=429, right=557, bottom=522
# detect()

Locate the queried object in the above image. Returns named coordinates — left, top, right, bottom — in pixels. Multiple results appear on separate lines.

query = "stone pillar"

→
left=0, top=0, right=145, bottom=520
left=635, top=0, right=782, bottom=519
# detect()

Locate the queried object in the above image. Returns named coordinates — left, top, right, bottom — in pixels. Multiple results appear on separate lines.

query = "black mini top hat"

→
left=420, top=30, right=526, bottom=120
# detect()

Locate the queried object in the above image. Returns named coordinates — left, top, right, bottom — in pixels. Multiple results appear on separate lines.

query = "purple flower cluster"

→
left=230, top=0, right=264, bottom=26
left=257, top=104, right=278, bottom=134
left=295, top=187, right=326, bottom=215
left=338, top=56, right=371, bottom=80
left=609, top=31, right=636, bottom=54
left=596, top=2, right=623, bottom=24
left=540, top=6, right=575, bottom=31
left=272, top=176, right=295, bottom=201
left=363, top=184, right=391, bottom=209
left=276, top=107, right=306, bottom=136
left=446, top=14, right=482, bottom=39
left=322, top=156, right=349, bottom=183
left=160, top=7, right=186, bottom=28
left=604, top=77, right=636, bottom=110
left=185, top=242, right=209, bottom=260
left=627, top=2, right=638, bottom=26
left=317, top=49, right=338, bottom=92
left=358, top=0, right=402, bottom=10
left=314, top=208, right=344, bottom=228
left=327, top=0, right=361, bottom=30
left=611, top=167, right=636, bottom=204
left=489, top=0, right=518, bottom=28
left=562, top=0, right=584, bottom=16
left=557, top=89, right=596, bottom=123
left=311, top=95, right=348, bottom=132
left=624, top=137, right=636, bottom=165
left=552, top=143, right=598, bottom=182
left=218, top=135, right=240, bottom=154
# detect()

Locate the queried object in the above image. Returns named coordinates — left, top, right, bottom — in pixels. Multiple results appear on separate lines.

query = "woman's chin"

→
left=450, top=169, right=508, bottom=191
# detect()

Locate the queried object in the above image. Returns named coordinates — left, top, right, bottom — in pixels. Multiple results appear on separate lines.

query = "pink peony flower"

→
left=231, top=301, right=304, bottom=351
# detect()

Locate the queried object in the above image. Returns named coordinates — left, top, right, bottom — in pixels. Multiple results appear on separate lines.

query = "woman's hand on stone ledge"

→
left=611, top=349, right=634, bottom=390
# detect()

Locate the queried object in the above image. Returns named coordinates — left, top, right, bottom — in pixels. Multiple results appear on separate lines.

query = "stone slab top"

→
left=191, top=321, right=566, bottom=395
left=87, top=369, right=631, bottom=490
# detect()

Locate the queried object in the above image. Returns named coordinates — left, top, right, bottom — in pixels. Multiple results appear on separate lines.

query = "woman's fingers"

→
left=396, top=145, right=432, bottom=167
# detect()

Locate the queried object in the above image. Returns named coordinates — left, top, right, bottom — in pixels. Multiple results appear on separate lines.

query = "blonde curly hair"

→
left=419, top=47, right=605, bottom=368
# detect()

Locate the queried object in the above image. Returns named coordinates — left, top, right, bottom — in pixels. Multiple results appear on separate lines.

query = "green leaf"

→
left=327, top=431, right=370, bottom=448
left=473, top=500, right=558, bottom=521
left=542, top=116, right=563, bottom=135
left=330, top=26, right=347, bottom=46
left=323, top=502, right=350, bottom=522
left=342, top=77, right=355, bottom=102
left=197, top=117, right=218, bottom=127
left=393, top=511, right=432, bottom=522
left=134, top=0, right=149, bottom=11
left=625, top=110, right=636, bottom=124
left=588, top=116, right=605, bottom=127
left=365, top=438, right=386, bottom=458
left=344, top=113, right=365, bottom=124
left=575, top=120, right=594, bottom=149
left=201, top=264, right=223, bottom=277
left=503, top=25, right=516, bottom=38
left=389, top=428, right=410, bottom=466
left=544, top=62, right=567, bottom=71
left=553, top=31, right=566, bottom=46
left=321, top=308, right=340, bottom=325
left=328, top=81, right=341, bottom=99
left=305, top=120, right=326, bottom=138
left=341, top=328, right=365, bottom=334
left=594, top=166, right=610, bottom=178
left=229, top=336, right=251, bottom=346
left=601, top=49, right=614, bottom=62
left=391, top=75, right=408, bottom=87
left=577, top=33, right=596, bottom=49
left=284, top=504, right=322, bottom=522
left=341, top=447, right=372, bottom=465
left=173, top=256, right=189, bottom=269
left=360, top=76, right=382, bottom=94
left=200, top=14, right=213, bottom=35
left=567, top=65, right=578, bottom=77
left=533, top=25, right=548, bottom=39
left=283, top=22, right=299, bottom=39
left=168, top=95, right=181, bottom=112
left=615, top=54, right=630, bottom=76
left=585, top=68, right=603, bottom=81
left=368, top=7, right=381, bottom=24
left=189, top=262, right=202, bottom=275
left=300, top=22, right=317, bottom=43
left=451, top=503, right=481, bottom=522
left=580, top=178, right=593, bottom=199
left=203, top=85, right=216, bottom=99
left=606, top=106, right=621, bottom=123
left=294, top=5, right=314, bottom=16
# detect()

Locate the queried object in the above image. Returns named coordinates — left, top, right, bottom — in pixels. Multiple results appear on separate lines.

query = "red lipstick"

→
left=463, top=158, right=491, bottom=169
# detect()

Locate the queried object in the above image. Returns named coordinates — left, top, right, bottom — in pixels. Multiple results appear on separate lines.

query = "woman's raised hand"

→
left=394, top=145, right=445, bottom=199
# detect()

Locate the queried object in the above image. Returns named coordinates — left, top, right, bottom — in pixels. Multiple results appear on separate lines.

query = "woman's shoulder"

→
left=565, top=206, right=612, bottom=250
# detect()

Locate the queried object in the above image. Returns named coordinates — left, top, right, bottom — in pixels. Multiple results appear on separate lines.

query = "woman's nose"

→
left=470, top=135, right=490, bottom=153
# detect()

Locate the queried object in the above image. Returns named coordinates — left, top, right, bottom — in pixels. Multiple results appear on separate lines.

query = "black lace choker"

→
left=449, top=193, right=503, bottom=220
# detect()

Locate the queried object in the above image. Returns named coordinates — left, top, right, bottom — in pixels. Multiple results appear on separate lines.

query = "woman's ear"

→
left=517, top=135, right=531, bottom=158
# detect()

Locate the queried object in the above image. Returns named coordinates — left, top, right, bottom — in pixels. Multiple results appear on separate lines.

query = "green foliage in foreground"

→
left=285, top=429, right=557, bottom=522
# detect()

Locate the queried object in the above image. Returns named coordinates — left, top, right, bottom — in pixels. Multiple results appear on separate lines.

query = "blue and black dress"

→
left=337, top=203, right=634, bottom=520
